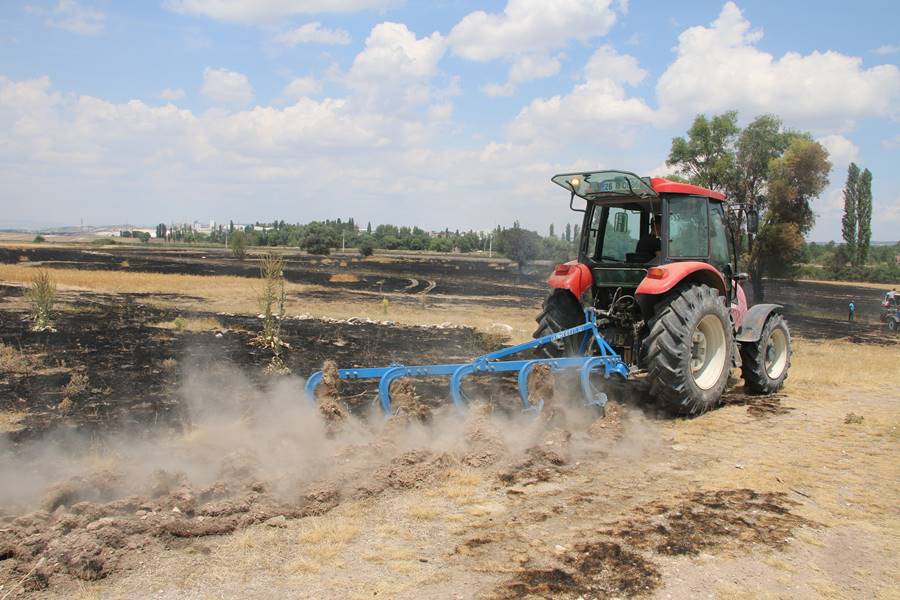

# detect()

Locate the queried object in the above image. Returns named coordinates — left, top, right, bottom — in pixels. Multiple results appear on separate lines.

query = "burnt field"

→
left=0, top=245, right=546, bottom=307
left=0, top=244, right=898, bottom=598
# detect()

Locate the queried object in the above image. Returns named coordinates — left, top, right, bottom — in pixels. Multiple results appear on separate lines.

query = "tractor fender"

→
left=635, top=261, right=727, bottom=297
left=735, top=303, right=783, bottom=343
left=547, top=260, right=593, bottom=300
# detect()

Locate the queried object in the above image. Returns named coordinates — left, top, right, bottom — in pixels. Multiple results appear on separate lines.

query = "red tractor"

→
left=534, top=170, right=791, bottom=414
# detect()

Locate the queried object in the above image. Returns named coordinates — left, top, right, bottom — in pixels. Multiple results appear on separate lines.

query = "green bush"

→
left=359, top=238, right=375, bottom=257
left=33, top=235, right=45, bottom=243
left=230, top=230, right=247, bottom=258
left=301, top=222, right=338, bottom=255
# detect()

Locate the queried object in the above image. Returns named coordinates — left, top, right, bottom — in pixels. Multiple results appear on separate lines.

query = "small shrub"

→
left=63, top=371, right=88, bottom=398
left=161, top=358, right=178, bottom=370
left=173, top=317, right=187, bottom=332
left=254, top=252, right=289, bottom=374
left=33, top=235, right=45, bottom=243
left=90, top=238, right=116, bottom=245
left=26, top=269, right=57, bottom=331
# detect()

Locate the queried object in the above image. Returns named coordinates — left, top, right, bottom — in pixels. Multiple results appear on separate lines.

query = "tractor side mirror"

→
left=747, top=209, right=759, bottom=234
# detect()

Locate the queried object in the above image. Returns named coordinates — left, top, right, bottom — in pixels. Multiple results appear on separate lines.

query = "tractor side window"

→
left=600, top=206, right=642, bottom=262
left=667, top=196, right=709, bottom=258
left=709, top=202, right=731, bottom=272
left=585, top=205, right=603, bottom=258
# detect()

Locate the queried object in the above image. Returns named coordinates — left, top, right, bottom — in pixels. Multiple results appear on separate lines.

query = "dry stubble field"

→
left=0, top=242, right=898, bottom=599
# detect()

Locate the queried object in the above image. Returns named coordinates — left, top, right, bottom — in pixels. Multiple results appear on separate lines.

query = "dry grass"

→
left=788, top=339, right=900, bottom=397
left=161, top=358, right=178, bottom=370
left=0, top=343, right=37, bottom=374
left=796, top=278, right=896, bottom=291
left=329, top=273, right=360, bottom=283
left=0, top=410, right=28, bottom=433
left=153, top=317, right=222, bottom=332
left=283, top=512, right=362, bottom=574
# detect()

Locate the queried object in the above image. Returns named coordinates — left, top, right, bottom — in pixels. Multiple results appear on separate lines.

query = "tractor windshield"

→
left=552, top=170, right=657, bottom=201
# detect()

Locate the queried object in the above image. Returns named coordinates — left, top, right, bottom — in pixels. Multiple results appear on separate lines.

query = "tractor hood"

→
left=552, top=170, right=658, bottom=202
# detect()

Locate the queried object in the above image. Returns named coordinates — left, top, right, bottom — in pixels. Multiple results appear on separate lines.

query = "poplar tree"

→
left=856, top=168, right=873, bottom=266
left=841, top=163, right=860, bottom=263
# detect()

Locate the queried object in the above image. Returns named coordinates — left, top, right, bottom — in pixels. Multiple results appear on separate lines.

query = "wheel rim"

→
left=690, top=314, right=727, bottom=390
left=764, top=328, right=788, bottom=379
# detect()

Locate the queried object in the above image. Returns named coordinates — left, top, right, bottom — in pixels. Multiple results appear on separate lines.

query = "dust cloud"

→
left=0, top=366, right=664, bottom=515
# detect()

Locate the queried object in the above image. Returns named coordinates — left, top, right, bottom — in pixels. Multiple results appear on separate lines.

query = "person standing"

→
left=848, top=301, right=856, bottom=322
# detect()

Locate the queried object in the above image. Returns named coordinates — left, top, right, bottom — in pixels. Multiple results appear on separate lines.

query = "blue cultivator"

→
left=304, top=308, right=629, bottom=415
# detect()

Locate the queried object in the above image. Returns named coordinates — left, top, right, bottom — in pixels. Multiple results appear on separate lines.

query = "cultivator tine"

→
left=304, top=308, right=630, bottom=417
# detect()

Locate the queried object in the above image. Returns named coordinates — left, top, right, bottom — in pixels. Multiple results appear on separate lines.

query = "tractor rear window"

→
left=667, top=196, right=709, bottom=258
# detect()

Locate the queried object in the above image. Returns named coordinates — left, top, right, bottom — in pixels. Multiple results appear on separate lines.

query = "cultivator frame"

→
left=304, top=309, right=630, bottom=415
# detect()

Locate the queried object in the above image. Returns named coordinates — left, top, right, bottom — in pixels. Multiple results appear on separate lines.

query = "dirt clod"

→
left=390, top=378, right=431, bottom=422
left=526, top=364, right=554, bottom=409
left=499, top=428, right=571, bottom=485
left=844, top=412, right=864, bottom=424
left=461, top=401, right=506, bottom=468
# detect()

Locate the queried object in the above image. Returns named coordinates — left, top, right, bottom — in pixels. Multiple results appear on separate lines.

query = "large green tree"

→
left=667, top=113, right=831, bottom=300
left=752, top=135, right=831, bottom=298
left=856, top=168, right=873, bottom=267
left=666, top=111, right=739, bottom=192
left=497, top=226, right=541, bottom=271
left=841, top=163, right=860, bottom=264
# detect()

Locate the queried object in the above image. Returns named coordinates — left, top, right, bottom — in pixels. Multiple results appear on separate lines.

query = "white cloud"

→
left=509, top=54, right=562, bottom=84
left=274, top=22, right=351, bottom=46
left=656, top=2, right=900, bottom=131
left=874, top=44, right=900, bottom=55
left=349, top=22, right=444, bottom=82
left=482, top=54, right=562, bottom=97
left=448, top=0, right=617, bottom=61
left=27, top=0, right=105, bottom=35
left=159, top=87, right=185, bottom=101
left=816, top=134, right=859, bottom=171
left=163, top=0, right=396, bottom=23
left=509, top=45, right=654, bottom=142
left=451, top=1, right=621, bottom=98
left=344, top=22, right=448, bottom=113
left=0, top=75, right=571, bottom=233
left=275, top=77, right=321, bottom=104
left=201, top=67, right=254, bottom=106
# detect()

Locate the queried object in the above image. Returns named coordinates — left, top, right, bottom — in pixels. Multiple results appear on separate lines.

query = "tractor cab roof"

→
left=551, top=170, right=726, bottom=202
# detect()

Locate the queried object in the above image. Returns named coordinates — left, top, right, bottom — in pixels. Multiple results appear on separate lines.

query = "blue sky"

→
left=1, top=0, right=898, bottom=241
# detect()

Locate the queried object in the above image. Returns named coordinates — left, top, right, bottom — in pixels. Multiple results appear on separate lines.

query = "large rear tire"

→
left=643, top=284, right=734, bottom=415
left=533, top=290, right=583, bottom=357
left=740, top=313, right=791, bottom=393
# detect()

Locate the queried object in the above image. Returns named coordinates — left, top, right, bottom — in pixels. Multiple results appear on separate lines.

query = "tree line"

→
left=153, top=217, right=580, bottom=267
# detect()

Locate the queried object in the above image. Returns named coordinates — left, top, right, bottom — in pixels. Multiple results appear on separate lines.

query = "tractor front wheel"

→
left=740, top=314, right=792, bottom=393
left=643, top=284, right=734, bottom=415
left=533, top=290, right=583, bottom=357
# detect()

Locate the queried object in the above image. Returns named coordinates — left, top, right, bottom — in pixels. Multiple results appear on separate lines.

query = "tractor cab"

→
left=552, top=170, right=735, bottom=303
